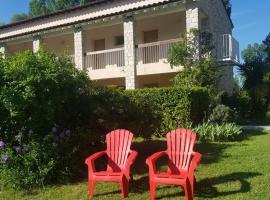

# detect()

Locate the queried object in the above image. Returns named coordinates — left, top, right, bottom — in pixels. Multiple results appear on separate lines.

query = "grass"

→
left=1, top=130, right=270, bottom=200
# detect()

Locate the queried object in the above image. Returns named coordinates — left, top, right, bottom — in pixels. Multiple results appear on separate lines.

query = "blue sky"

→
left=0, top=0, right=269, bottom=54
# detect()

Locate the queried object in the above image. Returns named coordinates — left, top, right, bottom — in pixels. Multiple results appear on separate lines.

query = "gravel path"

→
left=241, top=125, right=270, bottom=131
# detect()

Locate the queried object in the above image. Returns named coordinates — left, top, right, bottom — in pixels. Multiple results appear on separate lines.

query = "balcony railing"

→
left=218, top=34, right=240, bottom=64
left=84, top=38, right=180, bottom=71
left=85, top=47, right=125, bottom=70
left=136, top=38, right=180, bottom=65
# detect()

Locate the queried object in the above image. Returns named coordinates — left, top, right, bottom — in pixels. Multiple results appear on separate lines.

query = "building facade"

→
left=0, top=0, right=239, bottom=93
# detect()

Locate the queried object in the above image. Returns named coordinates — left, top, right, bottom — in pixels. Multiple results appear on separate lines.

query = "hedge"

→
left=123, top=86, right=210, bottom=137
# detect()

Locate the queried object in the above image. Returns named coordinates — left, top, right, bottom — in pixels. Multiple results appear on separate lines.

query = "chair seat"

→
left=153, top=172, right=187, bottom=185
left=93, top=171, right=124, bottom=182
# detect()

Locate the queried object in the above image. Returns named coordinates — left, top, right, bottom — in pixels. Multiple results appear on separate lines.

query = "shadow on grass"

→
left=153, top=172, right=261, bottom=199
left=131, top=140, right=231, bottom=175
left=196, top=172, right=262, bottom=198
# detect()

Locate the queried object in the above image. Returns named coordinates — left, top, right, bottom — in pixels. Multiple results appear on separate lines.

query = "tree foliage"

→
left=168, top=29, right=220, bottom=96
left=11, top=0, right=93, bottom=22
left=11, top=13, right=29, bottom=23
left=238, top=33, right=270, bottom=120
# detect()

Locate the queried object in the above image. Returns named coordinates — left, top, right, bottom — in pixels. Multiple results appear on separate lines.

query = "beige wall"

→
left=7, top=41, right=32, bottom=55
left=84, top=24, right=123, bottom=52
left=136, top=12, right=185, bottom=44
left=83, top=11, right=186, bottom=53
left=95, top=73, right=175, bottom=88
left=43, top=33, right=74, bottom=55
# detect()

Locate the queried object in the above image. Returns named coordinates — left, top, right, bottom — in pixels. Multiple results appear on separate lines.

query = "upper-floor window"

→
left=114, top=35, right=124, bottom=46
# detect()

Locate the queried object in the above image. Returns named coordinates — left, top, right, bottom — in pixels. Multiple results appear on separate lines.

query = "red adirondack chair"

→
left=146, top=129, right=202, bottom=200
left=85, top=129, right=138, bottom=199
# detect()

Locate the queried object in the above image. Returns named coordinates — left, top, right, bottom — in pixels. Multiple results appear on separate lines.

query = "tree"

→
left=11, top=13, right=29, bottom=23
left=240, top=43, right=269, bottom=119
left=263, top=32, right=270, bottom=63
left=168, top=29, right=220, bottom=95
left=11, top=0, right=95, bottom=22
left=29, top=0, right=85, bottom=17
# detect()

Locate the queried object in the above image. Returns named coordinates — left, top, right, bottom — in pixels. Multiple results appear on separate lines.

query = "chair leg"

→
left=120, top=177, right=129, bottom=199
left=150, top=181, right=156, bottom=200
left=189, top=176, right=195, bottom=196
left=183, top=179, right=193, bottom=200
left=88, top=179, right=95, bottom=198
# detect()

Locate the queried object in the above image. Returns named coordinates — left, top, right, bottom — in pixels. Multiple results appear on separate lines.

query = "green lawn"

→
left=1, top=130, right=270, bottom=200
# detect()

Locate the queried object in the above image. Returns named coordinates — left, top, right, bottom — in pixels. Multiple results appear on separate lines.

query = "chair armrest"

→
left=146, top=151, right=167, bottom=174
left=127, top=150, right=138, bottom=166
left=85, top=151, right=107, bottom=173
left=124, top=150, right=138, bottom=178
left=189, top=152, right=202, bottom=172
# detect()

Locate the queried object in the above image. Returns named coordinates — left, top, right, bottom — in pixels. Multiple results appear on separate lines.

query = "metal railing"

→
left=85, top=47, right=125, bottom=70
left=219, top=34, right=240, bottom=64
left=136, top=38, right=181, bottom=64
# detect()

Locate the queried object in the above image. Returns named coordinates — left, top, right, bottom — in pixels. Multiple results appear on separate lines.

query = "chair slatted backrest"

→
left=106, top=129, right=133, bottom=171
left=166, top=129, right=196, bottom=173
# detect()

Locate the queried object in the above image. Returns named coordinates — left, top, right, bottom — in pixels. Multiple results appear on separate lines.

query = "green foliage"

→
left=124, top=87, right=210, bottom=137
left=239, top=41, right=270, bottom=120
left=14, top=0, right=91, bottom=21
left=0, top=49, right=91, bottom=134
left=194, top=122, right=243, bottom=142
left=209, top=104, right=234, bottom=124
left=222, top=91, right=252, bottom=124
left=0, top=128, right=72, bottom=190
left=168, top=30, right=220, bottom=97
left=10, top=13, right=29, bottom=23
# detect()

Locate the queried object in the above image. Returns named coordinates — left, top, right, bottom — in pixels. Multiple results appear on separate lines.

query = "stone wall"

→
left=124, top=17, right=136, bottom=90
left=74, top=28, right=85, bottom=70
left=196, top=0, right=234, bottom=95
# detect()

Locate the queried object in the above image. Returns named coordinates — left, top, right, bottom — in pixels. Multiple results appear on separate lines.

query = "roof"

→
left=0, top=0, right=115, bottom=29
left=0, top=0, right=233, bottom=39
left=0, top=0, right=177, bottom=40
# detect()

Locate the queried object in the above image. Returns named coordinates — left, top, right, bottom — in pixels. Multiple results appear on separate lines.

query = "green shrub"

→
left=0, top=128, right=72, bottom=190
left=125, top=86, right=210, bottom=137
left=222, top=91, right=252, bottom=123
left=194, top=122, right=243, bottom=142
left=209, top=104, right=234, bottom=124
left=0, top=49, right=91, bottom=134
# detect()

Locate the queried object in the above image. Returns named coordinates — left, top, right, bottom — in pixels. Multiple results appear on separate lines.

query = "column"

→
left=0, top=43, right=6, bottom=58
left=74, top=27, right=85, bottom=70
left=124, top=16, right=136, bottom=90
left=33, top=35, right=41, bottom=53
left=186, top=4, right=200, bottom=59
left=186, top=5, right=200, bottom=31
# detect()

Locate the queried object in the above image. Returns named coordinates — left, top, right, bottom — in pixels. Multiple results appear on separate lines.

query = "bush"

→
left=124, top=86, right=210, bottom=137
left=222, top=91, right=252, bottom=123
left=0, top=49, right=91, bottom=134
left=0, top=128, right=72, bottom=190
left=209, top=104, right=234, bottom=124
left=194, top=122, right=243, bottom=142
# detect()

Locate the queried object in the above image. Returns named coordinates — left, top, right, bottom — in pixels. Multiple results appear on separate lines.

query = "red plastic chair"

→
left=85, top=129, right=138, bottom=199
left=146, top=129, right=202, bottom=200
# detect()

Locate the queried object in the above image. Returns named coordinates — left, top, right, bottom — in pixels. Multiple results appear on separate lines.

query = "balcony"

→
left=85, top=47, right=125, bottom=80
left=84, top=39, right=181, bottom=80
left=218, top=34, right=240, bottom=65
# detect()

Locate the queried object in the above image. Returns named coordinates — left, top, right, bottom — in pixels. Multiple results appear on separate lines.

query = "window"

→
left=114, top=35, right=124, bottom=46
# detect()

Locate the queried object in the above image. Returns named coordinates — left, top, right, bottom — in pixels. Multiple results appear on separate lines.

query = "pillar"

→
left=33, top=35, right=41, bottom=53
left=74, top=27, right=85, bottom=70
left=123, top=16, right=136, bottom=90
